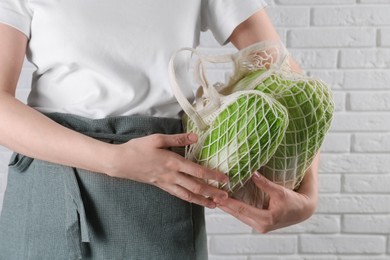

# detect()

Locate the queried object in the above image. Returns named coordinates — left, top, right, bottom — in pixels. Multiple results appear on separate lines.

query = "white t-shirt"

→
left=0, top=0, right=267, bottom=119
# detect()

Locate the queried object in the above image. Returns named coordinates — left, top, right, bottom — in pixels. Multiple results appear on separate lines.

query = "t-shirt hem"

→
left=0, top=8, right=31, bottom=38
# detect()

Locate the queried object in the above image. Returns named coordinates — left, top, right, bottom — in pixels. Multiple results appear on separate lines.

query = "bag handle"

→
left=168, top=41, right=290, bottom=131
left=168, top=48, right=209, bottom=130
left=169, top=48, right=230, bottom=130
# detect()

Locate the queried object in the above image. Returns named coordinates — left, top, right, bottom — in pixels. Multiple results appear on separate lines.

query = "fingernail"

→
left=253, top=171, right=262, bottom=179
left=222, top=173, right=230, bottom=183
left=219, top=192, right=228, bottom=200
left=208, top=202, right=216, bottom=209
left=187, top=133, right=197, bottom=142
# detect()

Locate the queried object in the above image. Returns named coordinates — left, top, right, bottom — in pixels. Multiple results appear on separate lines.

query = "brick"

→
left=343, top=174, right=390, bottom=193
left=339, top=257, right=390, bottom=260
left=331, top=91, right=345, bottom=112
left=249, top=257, right=298, bottom=260
left=267, top=7, right=309, bottom=27
left=250, top=256, right=337, bottom=260
left=341, top=49, right=390, bottom=69
left=249, top=257, right=295, bottom=260
left=296, top=257, right=336, bottom=260
left=23, top=59, right=34, bottom=68
left=206, top=214, right=252, bottom=234
left=17, top=67, right=34, bottom=90
left=312, top=7, right=390, bottom=26
left=353, top=133, right=390, bottom=152
left=380, top=28, right=390, bottom=46
left=0, top=196, right=4, bottom=214
left=0, top=172, right=8, bottom=189
left=276, top=28, right=287, bottom=44
left=290, top=49, right=338, bottom=69
left=309, top=70, right=390, bottom=90
left=276, top=0, right=355, bottom=4
left=343, top=70, right=390, bottom=90
left=0, top=173, right=8, bottom=194
left=199, top=29, right=287, bottom=48
left=200, top=31, right=223, bottom=48
left=348, top=91, right=390, bottom=111
left=388, top=235, right=390, bottom=253
left=321, top=133, right=350, bottom=153
left=343, top=215, right=390, bottom=233
left=287, top=28, right=376, bottom=48
left=209, top=256, right=247, bottom=260
left=0, top=152, right=12, bottom=173
left=300, top=235, right=386, bottom=254
left=0, top=146, right=11, bottom=152
left=308, top=71, right=344, bottom=90
left=317, top=194, right=390, bottom=213
left=359, top=0, right=390, bottom=3
left=318, top=174, right=341, bottom=194
left=15, top=89, right=30, bottom=104
left=0, top=173, right=8, bottom=214
left=330, top=113, right=390, bottom=131
left=272, top=214, right=340, bottom=234
left=210, top=235, right=297, bottom=254
left=319, top=154, right=390, bottom=173
left=300, top=257, right=337, bottom=260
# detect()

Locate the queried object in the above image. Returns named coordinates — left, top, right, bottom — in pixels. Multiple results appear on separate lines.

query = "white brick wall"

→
left=205, top=0, right=390, bottom=258
left=1, top=0, right=390, bottom=259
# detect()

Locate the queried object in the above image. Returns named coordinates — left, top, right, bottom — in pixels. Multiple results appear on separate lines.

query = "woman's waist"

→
left=44, top=112, right=184, bottom=145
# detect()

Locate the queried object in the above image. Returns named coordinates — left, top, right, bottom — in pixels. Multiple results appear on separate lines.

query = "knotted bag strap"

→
left=168, top=47, right=209, bottom=130
left=168, top=47, right=234, bottom=130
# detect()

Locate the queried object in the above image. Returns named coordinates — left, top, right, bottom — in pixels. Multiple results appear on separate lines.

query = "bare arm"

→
left=0, top=24, right=119, bottom=173
left=0, top=24, right=229, bottom=208
left=228, top=8, right=302, bottom=72
left=217, top=8, right=319, bottom=232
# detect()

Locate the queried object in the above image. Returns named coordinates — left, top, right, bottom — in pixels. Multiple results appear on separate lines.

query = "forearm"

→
left=0, top=91, right=114, bottom=174
left=297, top=153, right=319, bottom=201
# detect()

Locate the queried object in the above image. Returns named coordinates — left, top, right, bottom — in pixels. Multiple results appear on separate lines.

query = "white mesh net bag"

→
left=169, top=41, right=334, bottom=208
left=229, top=69, right=334, bottom=207
left=169, top=44, right=289, bottom=192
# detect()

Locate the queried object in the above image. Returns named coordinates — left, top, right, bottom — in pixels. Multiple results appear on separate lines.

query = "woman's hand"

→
left=218, top=171, right=318, bottom=233
left=106, top=132, right=229, bottom=209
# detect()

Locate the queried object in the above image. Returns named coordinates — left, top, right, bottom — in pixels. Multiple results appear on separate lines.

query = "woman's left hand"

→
left=218, top=171, right=318, bottom=233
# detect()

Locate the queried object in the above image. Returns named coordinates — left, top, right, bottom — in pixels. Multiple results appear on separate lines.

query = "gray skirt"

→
left=0, top=113, right=207, bottom=260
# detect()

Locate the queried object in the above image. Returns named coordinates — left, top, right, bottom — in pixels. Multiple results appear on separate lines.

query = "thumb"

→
left=252, top=171, right=284, bottom=197
left=154, top=133, right=198, bottom=148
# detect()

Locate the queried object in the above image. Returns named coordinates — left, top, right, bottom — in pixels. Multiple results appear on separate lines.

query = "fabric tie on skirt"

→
left=6, top=153, right=90, bottom=259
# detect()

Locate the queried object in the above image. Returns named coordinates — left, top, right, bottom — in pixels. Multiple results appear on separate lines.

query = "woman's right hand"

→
left=106, top=132, right=229, bottom=209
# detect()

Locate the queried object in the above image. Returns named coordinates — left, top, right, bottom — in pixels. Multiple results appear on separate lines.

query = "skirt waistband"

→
left=45, top=112, right=183, bottom=143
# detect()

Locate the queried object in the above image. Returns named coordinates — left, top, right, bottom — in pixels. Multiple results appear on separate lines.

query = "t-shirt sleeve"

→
left=201, top=0, right=268, bottom=45
left=0, top=0, right=32, bottom=38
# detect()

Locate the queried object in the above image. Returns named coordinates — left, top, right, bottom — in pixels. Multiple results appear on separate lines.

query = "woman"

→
left=0, top=1, right=318, bottom=259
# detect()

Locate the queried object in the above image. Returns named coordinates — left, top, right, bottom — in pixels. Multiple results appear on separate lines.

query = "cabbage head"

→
left=232, top=70, right=334, bottom=191
left=184, top=90, right=289, bottom=192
